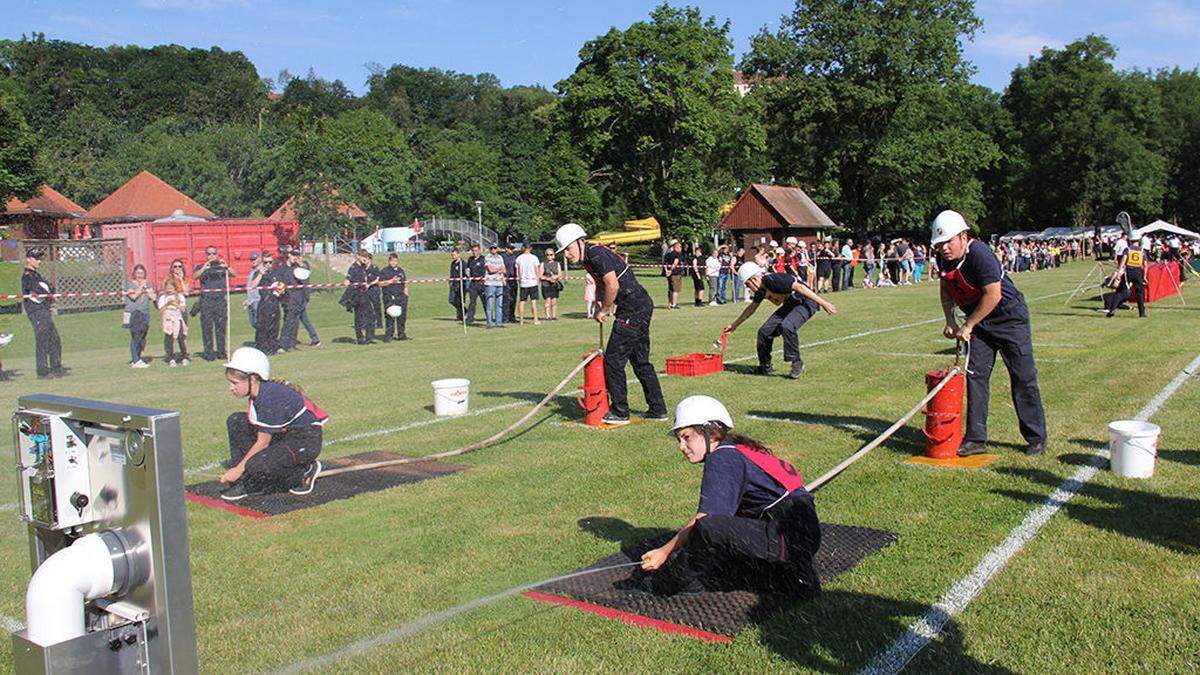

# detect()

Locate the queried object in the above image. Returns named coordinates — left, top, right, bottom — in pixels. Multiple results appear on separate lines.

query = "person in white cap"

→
left=1104, top=234, right=1147, bottom=318
left=556, top=223, right=667, bottom=424
left=932, top=209, right=1046, bottom=457
left=725, top=260, right=836, bottom=378
left=635, top=395, right=821, bottom=597
left=219, top=347, right=329, bottom=500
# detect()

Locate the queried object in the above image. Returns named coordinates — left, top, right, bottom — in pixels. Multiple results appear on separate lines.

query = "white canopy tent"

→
left=1133, top=219, right=1200, bottom=240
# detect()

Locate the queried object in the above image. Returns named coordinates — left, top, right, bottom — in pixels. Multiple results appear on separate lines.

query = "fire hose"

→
left=320, top=350, right=603, bottom=478
left=807, top=340, right=969, bottom=493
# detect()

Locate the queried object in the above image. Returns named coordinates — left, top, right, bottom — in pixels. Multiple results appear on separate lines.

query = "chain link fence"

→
left=19, top=239, right=128, bottom=313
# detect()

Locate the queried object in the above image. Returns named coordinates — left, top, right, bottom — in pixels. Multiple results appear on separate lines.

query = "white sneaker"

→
left=709, top=301, right=718, bottom=306
left=168, top=360, right=177, bottom=367
left=131, top=360, right=150, bottom=369
left=180, top=358, right=190, bottom=367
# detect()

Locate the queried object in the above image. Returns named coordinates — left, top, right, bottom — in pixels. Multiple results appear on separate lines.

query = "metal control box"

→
left=11, top=395, right=198, bottom=674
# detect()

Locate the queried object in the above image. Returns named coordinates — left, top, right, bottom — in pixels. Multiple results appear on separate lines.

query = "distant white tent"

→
left=1133, top=219, right=1200, bottom=240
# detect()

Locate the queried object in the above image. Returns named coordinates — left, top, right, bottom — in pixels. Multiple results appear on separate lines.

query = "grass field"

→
left=0, top=257, right=1195, bottom=672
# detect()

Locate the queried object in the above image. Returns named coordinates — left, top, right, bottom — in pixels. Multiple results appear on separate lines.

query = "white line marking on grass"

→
left=862, top=351, right=1200, bottom=675
left=746, top=413, right=882, bottom=436
left=0, top=502, right=18, bottom=513
left=725, top=289, right=1076, bottom=365
left=325, top=401, right=527, bottom=446
left=1, top=615, right=23, bottom=632
left=872, top=352, right=1063, bottom=363
left=726, top=318, right=943, bottom=364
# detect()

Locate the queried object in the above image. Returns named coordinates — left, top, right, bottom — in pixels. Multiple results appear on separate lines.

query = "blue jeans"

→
left=717, top=273, right=730, bottom=303
left=300, top=307, right=319, bottom=341
left=733, top=274, right=743, bottom=302
left=484, top=285, right=504, bottom=326
left=914, top=262, right=924, bottom=282
left=842, top=263, right=854, bottom=290
left=246, top=300, right=259, bottom=329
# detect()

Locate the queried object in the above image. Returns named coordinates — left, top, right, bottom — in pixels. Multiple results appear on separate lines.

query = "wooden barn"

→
left=1, top=185, right=86, bottom=260
left=718, top=183, right=835, bottom=249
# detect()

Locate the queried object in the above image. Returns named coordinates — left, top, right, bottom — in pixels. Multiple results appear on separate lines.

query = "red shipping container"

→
left=102, top=219, right=299, bottom=288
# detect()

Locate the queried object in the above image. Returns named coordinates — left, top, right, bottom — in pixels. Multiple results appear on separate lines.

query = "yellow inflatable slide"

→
left=589, top=216, right=661, bottom=245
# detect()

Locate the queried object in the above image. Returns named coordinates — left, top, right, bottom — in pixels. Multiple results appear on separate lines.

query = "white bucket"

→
left=1108, top=420, right=1160, bottom=479
left=432, top=378, right=470, bottom=416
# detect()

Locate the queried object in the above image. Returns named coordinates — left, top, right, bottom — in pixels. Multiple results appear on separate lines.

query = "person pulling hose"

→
left=636, top=396, right=821, bottom=597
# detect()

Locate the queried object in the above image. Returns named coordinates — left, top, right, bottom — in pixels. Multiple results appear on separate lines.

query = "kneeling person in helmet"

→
left=725, top=261, right=837, bottom=378
left=931, top=210, right=1047, bottom=457
left=219, top=347, right=328, bottom=500
left=638, top=396, right=821, bottom=596
left=555, top=223, right=667, bottom=425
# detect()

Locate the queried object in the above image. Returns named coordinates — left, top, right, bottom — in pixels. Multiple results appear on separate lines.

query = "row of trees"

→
left=2, top=1, right=1199, bottom=242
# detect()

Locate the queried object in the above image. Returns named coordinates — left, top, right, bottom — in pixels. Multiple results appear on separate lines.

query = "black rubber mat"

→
left=530, top=524, right=897, bottom=637
left=186, top=451, right=466, bottom=516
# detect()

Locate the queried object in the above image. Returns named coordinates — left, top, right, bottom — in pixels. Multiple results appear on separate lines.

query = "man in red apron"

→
left=932, top=210, right=1047, bottom=457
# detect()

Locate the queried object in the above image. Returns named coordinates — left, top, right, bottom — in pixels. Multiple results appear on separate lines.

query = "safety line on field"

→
left=723, top=288, right=1076, bottom=365
left=324, top=401, right=528, bottom=447
left=861, top=351, right=1200, bottom=675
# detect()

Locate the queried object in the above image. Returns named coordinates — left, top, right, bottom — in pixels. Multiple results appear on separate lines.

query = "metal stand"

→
left=1064, top=261, right=1110, bottom=306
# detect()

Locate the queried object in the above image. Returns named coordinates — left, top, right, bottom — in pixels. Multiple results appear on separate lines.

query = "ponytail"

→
left=722, top=432, right=776, bottom=457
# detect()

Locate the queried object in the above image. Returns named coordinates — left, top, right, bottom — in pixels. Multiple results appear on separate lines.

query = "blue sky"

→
left=6, top=1, right=1199, bottom=93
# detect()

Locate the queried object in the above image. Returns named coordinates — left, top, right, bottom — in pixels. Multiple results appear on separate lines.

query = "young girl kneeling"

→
left=639, top=395, right=822, bottom=596
left=219, top=347, right=328, bottom=501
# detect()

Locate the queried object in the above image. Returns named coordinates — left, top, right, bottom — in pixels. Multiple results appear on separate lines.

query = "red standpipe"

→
left=923, top=368, right=964, bottom=459
left=578, top=353, right=609, bottom=426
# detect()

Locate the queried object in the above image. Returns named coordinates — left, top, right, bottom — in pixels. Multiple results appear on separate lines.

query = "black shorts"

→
left=541, top=283, right=560, bottom=299
left=519, top=286, right=539, bottom=301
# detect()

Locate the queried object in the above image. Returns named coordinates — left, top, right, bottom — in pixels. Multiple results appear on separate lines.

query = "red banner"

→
left=1145, top=262, right=1181, bottom=303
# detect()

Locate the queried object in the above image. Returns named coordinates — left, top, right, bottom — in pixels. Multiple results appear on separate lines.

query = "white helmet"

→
left=670, top=395, right=734, bottom=436
left=386, top=304, right=404, bottom=318
left=225, top=346, right=269, bottom=380
left=554, top=223, right=587, bottom=253
left=769, top=240, right=779, bottom=248
left=737, top=261, right=764, bottom=283
left=785, top=236, right=798, bottom=245
left=798, top=240, right=808, bottom=248
left=293, top=266, right=312, bottom=281
left=931, top=210, right=970, bottom=245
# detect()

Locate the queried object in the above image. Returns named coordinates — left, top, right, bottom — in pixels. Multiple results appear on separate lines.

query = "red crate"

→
left=665, top=352, right=724, bottom=377
left=665, top=331, right=727, bottom=377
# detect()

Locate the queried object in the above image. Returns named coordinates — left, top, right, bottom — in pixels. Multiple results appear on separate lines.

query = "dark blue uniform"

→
left=22, top=268, right=63, bottom=377
left=582, top=243, right=666, bottom=418
left=366, top=262, right=382, bottom=330
left=226, top=381, right=327, bottom=493
left=449, top=258, right=467, bottom=320
left=379, top=264, right=408, bottom=341
left=465, top=254, right=487, bottom=324
left=651, top=441, right=821, bottom=595
left=753, top=273, right=819, bottom=367
left=1105, top=241, right=1147, bottom=317
left=254, top=264, right=282, bottom=354
left=501, top=250, right=517, bottom=323
left=340, top=260, right=375, bottom=343
left=279, top=263, right=308, bottom=351
left=939, top=239, right=1047, bottom=447
left=193, top=260, right=229, bottom=360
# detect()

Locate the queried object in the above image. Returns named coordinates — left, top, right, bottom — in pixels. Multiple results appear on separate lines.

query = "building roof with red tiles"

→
left=84, top=171, right=215, bottom=222
left=4, top=185, right=86, bottom=218
left=268, top=192, right=368, bottom=221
